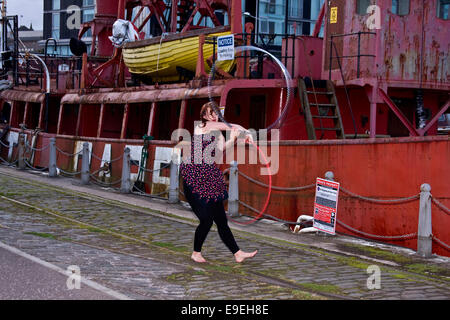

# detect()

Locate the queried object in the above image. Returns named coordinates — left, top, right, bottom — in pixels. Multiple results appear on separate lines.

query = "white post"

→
left=417, top=183, right=432, bottom=258
left=168, top=153, right=179, bottom=204
left=228, top=161, right=239, bottom=217
left=17, top=133, right=25, bottom=170
left=48, top=138, right=57, bottom=177
left=120, top=147, right=131, bottom=193
left=81, top=142, right=90, bottom=184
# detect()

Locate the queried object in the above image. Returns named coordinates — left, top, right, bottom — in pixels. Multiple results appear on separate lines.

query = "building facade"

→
left=43, top=0, right=94, bottom=55
left=244, top=0, right=325, bottom=44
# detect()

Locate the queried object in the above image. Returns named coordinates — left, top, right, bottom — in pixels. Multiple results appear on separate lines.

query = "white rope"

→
left=156, top=32, right=169, bottom=73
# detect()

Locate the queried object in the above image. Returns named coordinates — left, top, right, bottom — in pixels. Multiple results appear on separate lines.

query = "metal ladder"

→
left=298, top=78, right=345, bottom=140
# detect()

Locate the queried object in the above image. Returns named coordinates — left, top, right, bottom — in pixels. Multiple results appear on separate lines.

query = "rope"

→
left=0, top=155, right=18, bottom=166
left=90, top=152, right=123, bottom=163
left=238, top=200, right=302, bottom=225
left=25, top=142, right=50, bottom=152
left=0, top=140, right=11, bottom=148
left=24, top=160, right=48, bottom=172
left=133, top=162, right=170, bottom=173
left=156, top=33, right=169, bottom=73
left=238, top=170, right=315, bottom=191
left=57, top=167, right=81, bottom=176
left=340, top=186, right=420, bottom=204
left=88, top=174, right=122, bottom=187
left=55, top=146, right=83, bottom=157
left=431, top=197, right=450, bottom=216
left=432, top=235, right=450, bottom=251
left=131, top=183, right=168, bottom=198
left=238, top=172, right=419, bottom=204
left=336, top=219, right=417, bottom=241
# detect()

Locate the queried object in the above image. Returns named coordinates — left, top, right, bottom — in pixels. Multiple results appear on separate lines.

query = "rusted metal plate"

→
left=61, top=85, right=225, bottom=105
left=322, top=0, right=450, bottom=90
left=0, top=90, right=45, bottom=103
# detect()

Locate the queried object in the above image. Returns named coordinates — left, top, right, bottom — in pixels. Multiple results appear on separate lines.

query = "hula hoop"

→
left=228, top=140, right=272, bottom=226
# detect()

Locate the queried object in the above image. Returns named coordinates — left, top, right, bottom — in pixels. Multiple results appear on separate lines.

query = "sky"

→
left=7, top=0, right=44, bottom=30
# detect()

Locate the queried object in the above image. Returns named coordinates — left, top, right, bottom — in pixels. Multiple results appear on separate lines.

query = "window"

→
left=82, top=8, right=95, bottom=38
left=392, top=0, right=410, bottom=15
left=438, top=0, right=450, bottom=20
left=52, top=13, right=60, bottom=39
left=83, top=0, right=95, bottom=6
left=289, top=0, right=303, bottom=18
left=357, top=0, right=371, bottom=15
left=53, top=0, right=60, bottom=10
left=265, top=0, right=277, bottom=15
left=83, top=8, right=95, bottom=23
left=259, top=20, right=275, bottom=34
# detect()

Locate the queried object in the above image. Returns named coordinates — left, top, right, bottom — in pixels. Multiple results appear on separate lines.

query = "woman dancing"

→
left=180, top=102, right=258, bottom=263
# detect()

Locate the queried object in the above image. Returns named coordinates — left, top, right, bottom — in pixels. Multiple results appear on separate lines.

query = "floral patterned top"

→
left=180, top=133, right=228, bottom=204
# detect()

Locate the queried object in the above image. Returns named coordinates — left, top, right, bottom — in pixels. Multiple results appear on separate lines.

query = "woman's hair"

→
left=199, top=102, right=217, bottom=128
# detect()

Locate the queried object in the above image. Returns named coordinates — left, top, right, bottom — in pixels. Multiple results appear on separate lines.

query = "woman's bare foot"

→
left=191, top=251, right=207, bottom=263
left=234, top=250, right=258, bottom=263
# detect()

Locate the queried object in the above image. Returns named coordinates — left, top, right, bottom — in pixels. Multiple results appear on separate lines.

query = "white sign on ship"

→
left=217, top=34, right=234, bottom=61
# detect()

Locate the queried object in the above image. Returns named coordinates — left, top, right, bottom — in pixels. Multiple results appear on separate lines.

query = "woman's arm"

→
left=204, top=121, right=250, bottom=133
left=216, top=129, right=239, bottom=152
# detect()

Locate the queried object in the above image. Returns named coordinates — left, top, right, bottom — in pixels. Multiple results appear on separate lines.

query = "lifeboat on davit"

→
left=122, top=26, right=234, bottom=82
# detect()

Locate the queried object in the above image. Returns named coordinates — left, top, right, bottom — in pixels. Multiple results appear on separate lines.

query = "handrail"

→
left=329, top=31, right=376, bottom=79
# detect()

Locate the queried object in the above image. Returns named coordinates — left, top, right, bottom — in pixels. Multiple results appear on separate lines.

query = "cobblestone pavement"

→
left=0, top=171, right=449, bottom=300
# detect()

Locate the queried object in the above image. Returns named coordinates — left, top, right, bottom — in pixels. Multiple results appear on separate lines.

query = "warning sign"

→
left=217, top=34, right=235, bottom=61
left=313, top=178, right=340, bottom=235
left=330, top=7, right=338, bottom=24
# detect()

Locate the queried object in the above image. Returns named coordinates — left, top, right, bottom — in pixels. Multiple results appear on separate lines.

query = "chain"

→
left=340, top=186, right=420, bottom=204
left=431, top=197, right=450, bottom=216
left=336, top=219, right=417, bottom=240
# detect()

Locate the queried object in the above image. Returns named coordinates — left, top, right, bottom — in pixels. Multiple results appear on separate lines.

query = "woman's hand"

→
left=244, top=132, right=254, bottom=144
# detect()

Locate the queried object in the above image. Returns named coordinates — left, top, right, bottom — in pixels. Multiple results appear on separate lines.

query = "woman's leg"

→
left=211, top=201, right=240, bottom=254
left=212, top=201, right=258, bottom=262
left=183, top=182, right=214, bottom=255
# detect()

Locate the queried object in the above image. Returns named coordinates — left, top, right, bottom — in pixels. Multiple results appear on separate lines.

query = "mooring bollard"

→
left=18, top=133, right=25, bottom=170
left=417, top=183, right=432, bottom=258
left=48, top=138, right=57, bottom=177
left=81, top=142, right=90, bottom=185
left=228, top=161, right=239, bottom=217
left=120, top=147, right=131, bottom=193
left=168, top=153, right=179, bottom=204
left=325, top=171, right=335, bottom=182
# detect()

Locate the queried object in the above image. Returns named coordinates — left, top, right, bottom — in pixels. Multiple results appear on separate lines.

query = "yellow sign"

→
left=330, top=7, right=338, bottom=24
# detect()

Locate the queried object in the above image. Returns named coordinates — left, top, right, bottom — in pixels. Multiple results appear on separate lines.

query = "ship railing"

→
left=15, top=54, right=108, bottom=92
left=2, top=136, right=449, bottom=257
left=328, top=31, right=377, bottom=79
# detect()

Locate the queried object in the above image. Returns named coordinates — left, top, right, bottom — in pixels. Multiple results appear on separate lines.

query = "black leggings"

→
left=183, top=182, right=240, bottom=254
